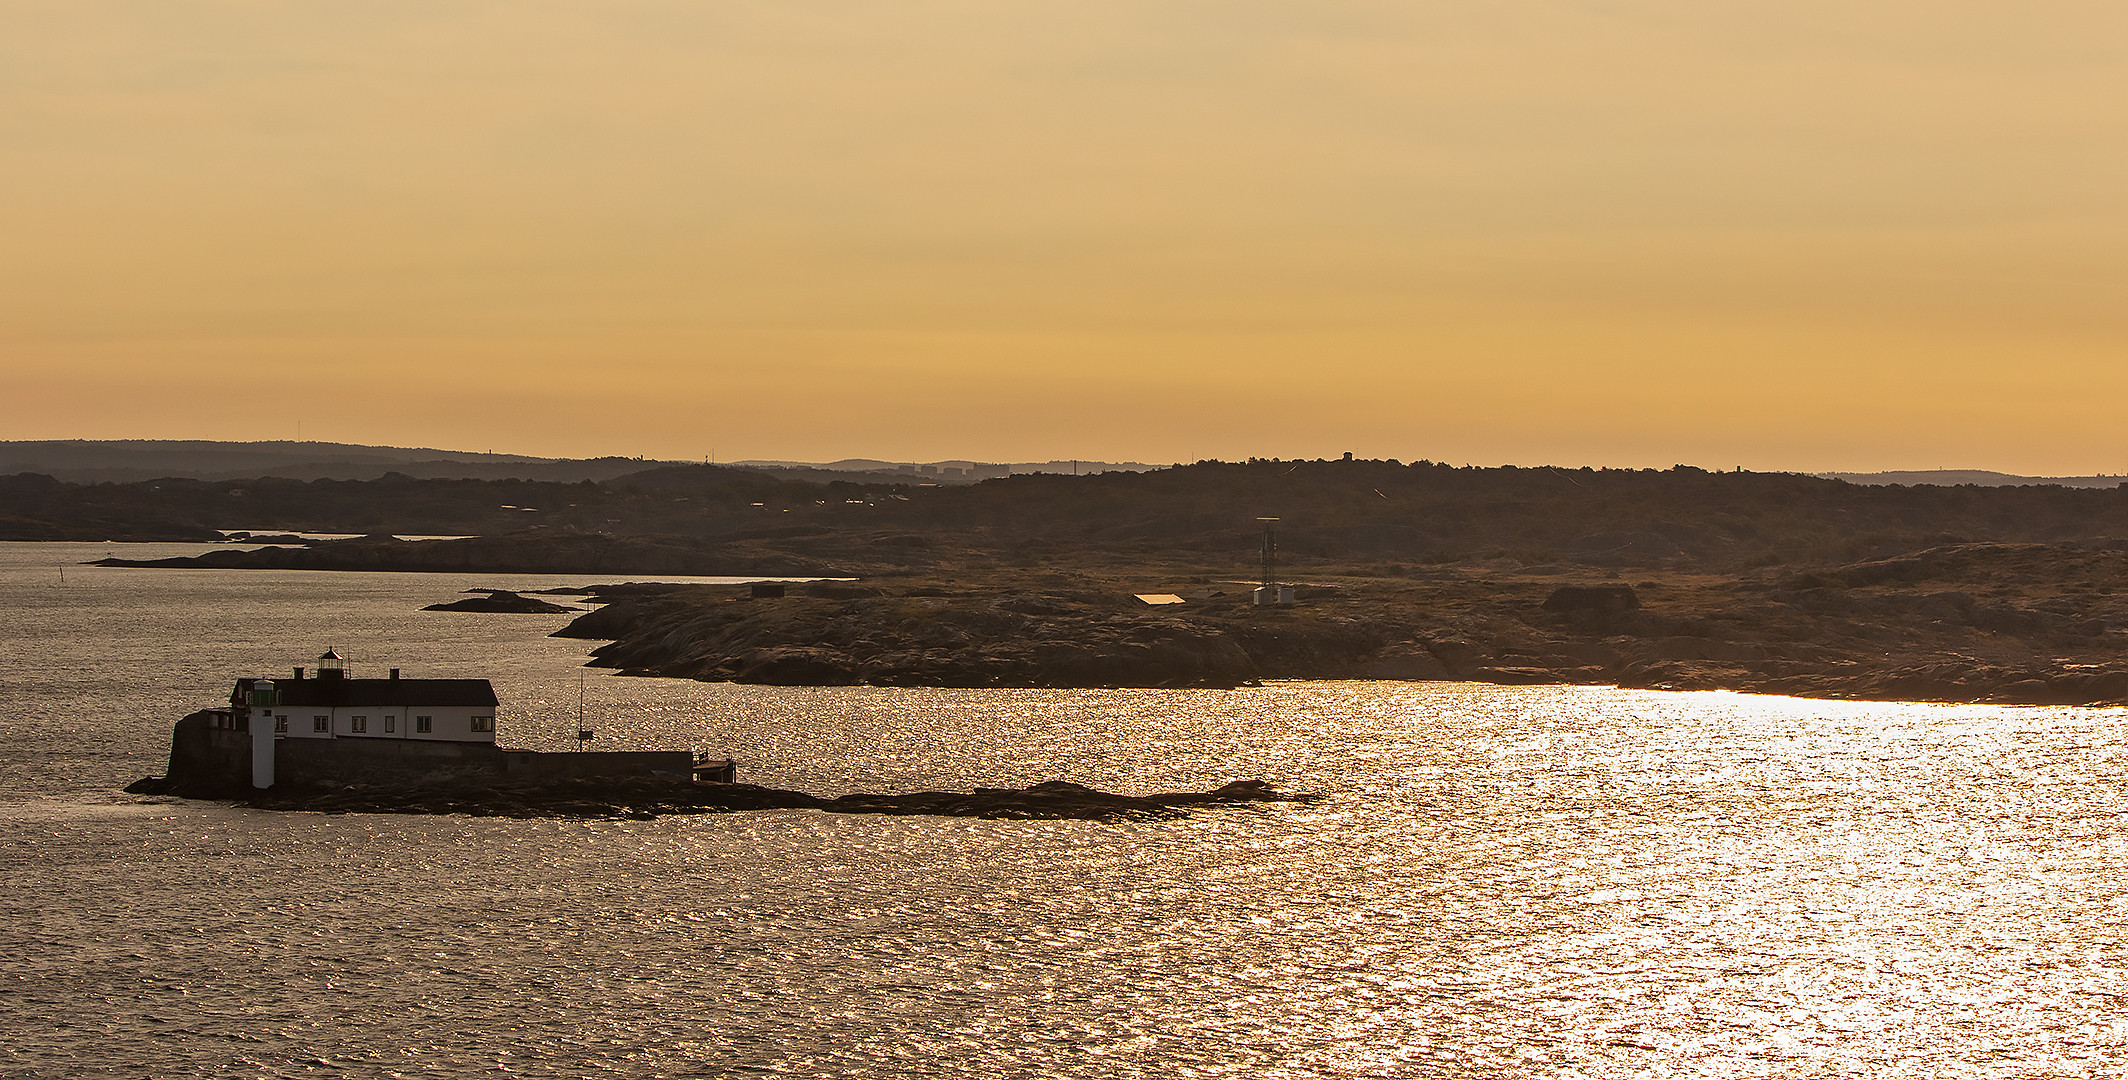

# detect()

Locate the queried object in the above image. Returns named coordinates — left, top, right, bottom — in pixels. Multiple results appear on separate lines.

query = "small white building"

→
left=232, top=651, right=499, bottom=786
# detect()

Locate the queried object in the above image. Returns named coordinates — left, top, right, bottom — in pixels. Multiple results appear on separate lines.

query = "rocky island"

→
left=41, top=458, right=2128, bottom=706
left=126, top=687, right=1313, bottom=822
left=545, top=542, right=2128, bottom=705
left=91, top=530, right=842, bottom=578
left=128, top=772, right=1312, bottom=821
left=423, top=589, right=582, bottom=613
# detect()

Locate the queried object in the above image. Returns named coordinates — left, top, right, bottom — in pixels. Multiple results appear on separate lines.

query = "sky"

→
left=4, top=2, right=2125, bottom=473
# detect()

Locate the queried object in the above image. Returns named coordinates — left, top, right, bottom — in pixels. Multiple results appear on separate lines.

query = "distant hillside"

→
left=17, top=457, right=2128, bottom=576
left=0, top=463, right=840, bottom=540
left=0, top=440, right=676, bottom=484
left=0, top=440, right=1161, bottom=485
left=1822, top=470, right=2128, bottom=489
left=734, top=458, right=1156, bottom=485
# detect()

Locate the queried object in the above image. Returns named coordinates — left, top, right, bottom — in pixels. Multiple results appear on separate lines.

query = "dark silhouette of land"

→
left=536, top=550, right=2128, bottom=704
left=1823, top=469, right=2128, bottom=489
left=21, top=454, right=2128, bottom=704
left=0, top=440, right=1152, bottom=486
left=0, top=439, right=657, bottom=484
left=134, top=772, right=1310, bottom=821
left=422, top=590, right=581, bottom=613
left=125, top=713, right=1309, bottom=820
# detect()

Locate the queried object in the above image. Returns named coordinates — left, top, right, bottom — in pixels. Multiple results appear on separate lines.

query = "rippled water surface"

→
left=4, top=542, right=2127, bottom=1077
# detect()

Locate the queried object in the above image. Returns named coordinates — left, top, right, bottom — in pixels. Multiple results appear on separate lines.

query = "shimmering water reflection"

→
left=3, top=545, right=2127, bottom=1077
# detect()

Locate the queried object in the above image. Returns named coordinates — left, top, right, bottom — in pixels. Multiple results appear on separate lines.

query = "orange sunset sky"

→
left=3, top=2, right=2124, bottom=472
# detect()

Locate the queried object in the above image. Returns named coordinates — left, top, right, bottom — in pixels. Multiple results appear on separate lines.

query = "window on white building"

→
left=415, top=716, right=432, bottom=733
left=274, top=717, right=289, bottom=733
left=470, top=716, right=494, bottom=733
left=384, top=716, right=396, bottom=733
left=351, top=716, right=367, bottom=733
left=313, top=716, right=330, bottom=733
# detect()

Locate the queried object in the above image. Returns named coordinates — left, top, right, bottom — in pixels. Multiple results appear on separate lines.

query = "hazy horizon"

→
left=11, top=435, right=2128, bottom=483
left=6, top=3, right=2124, bottom=474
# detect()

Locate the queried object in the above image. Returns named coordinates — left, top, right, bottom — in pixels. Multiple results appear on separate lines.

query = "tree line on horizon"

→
left=5, top=458, right=2126, bottom=573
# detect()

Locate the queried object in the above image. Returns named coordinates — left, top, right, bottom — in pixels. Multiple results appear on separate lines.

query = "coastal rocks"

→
left=1565, top=532, right=1687, bottom=566
left=423, top=590, right=581, bottom=613
left=1417, top=636, right=1487, bottom=679
left=1615, top=660, right=1747, bottom=693
left=1474, top=665, right=1596, bottom=685
left=1985, top=668, right=2128, bottom=705
left=528, top=548, right=2128, bottom=705
left=1367, top=645, right=1454, bottom=680
left=91, top=530, right=841, bottom=578
left=1610, top=657, right=2128, bottom=705
left=141, top=774, right=1315, bottom=822
left=1648, top=636, right=1770, bottom=663
left=1541, top=585, right=1639, bottom=613
left=2045, top=669, right=2128, bottom=701
left=730, top=645, right=864, bottom=684
left=125, top=770, right=244, bottom=799
left=1822, top=544, right=2029, bottom=587
left=822, top=779, right=1314, bottom=820
left=1809, top=543, right=2128, bottom=590
left=565, top=590, right=1262, bottom=688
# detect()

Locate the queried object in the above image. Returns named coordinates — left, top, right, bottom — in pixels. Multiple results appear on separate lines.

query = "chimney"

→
left=389, top=668, right=400, bottom=681
left=293, top=666, right=305, bottom=680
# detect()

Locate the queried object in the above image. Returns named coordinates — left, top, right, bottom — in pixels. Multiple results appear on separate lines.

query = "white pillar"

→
left=251, top=714, right=275, bottom=789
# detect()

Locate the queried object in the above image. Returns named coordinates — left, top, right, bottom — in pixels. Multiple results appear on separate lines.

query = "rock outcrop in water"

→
left=556, top=580, right=1262, bottom=688
left=124, top=701, right=1313, bottom=822
left=91, top=530, right=840, bottom=578
left=422, top=589, right=581, bottom=613
left=128, top=772, right=1313, bottom=822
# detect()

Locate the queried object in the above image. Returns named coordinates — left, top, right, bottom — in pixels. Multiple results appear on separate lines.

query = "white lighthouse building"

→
left=234, top=650, right=499, bottom=788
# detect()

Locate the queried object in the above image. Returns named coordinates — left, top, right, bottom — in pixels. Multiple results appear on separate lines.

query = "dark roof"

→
left=233, top=676, right=497, bottom=709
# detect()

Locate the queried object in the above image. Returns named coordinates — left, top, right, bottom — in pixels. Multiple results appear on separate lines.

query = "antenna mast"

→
left=1257, top=517, right=1279, bottom=590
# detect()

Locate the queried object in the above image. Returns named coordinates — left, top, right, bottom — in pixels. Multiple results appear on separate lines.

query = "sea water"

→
left=2, top=541, right=2126, bottom=1078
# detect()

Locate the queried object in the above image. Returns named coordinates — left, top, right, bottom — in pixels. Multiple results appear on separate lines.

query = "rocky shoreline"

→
left=546, top=543, right=2128, bottom=706
left=126, top=773, right=1315, bottom=822
left=81, top=524, right=2128, bottom=706
left=91, top=530, right=842, bottom=578
left=423, top=589, right=581, bottom=613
